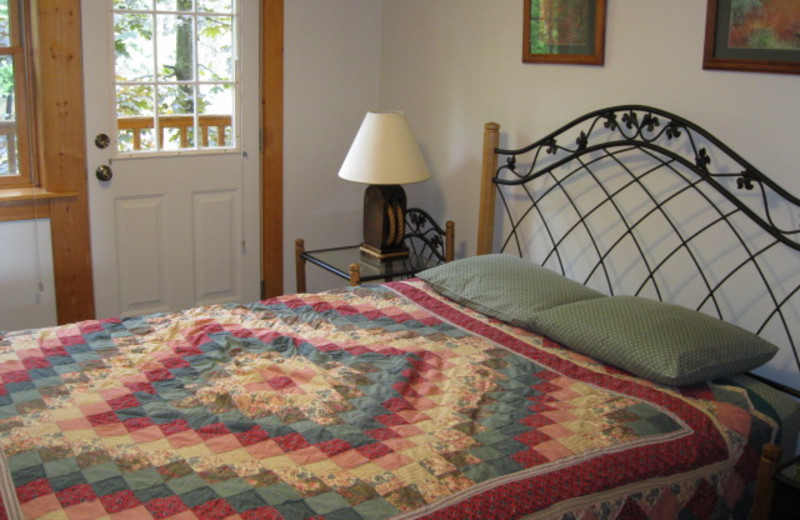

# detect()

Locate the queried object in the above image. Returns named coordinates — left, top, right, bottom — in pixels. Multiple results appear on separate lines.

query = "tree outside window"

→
left=0, top=0, right=35, bottom=187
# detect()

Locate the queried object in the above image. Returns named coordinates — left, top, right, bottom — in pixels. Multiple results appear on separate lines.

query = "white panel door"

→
left=82, top=0, right=260, bottom=318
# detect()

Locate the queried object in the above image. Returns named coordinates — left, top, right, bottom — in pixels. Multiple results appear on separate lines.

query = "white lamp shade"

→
left=338, top=111, right=432, bottom=185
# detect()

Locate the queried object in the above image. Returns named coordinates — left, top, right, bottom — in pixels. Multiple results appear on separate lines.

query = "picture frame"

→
left=703, top=0, right=800, bottom=75
left=523, top=0, right=607, bottom=65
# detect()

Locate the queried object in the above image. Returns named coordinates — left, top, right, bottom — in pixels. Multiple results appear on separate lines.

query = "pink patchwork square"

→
left=58, top=417, right=93, bottom=432
left=129, top=425, right=165, bottom=444
left=372, top=453, right=414, bottom=471
left=167, top=430, right=204, bottom=449
left=21, top=494, right=62, bottom=518
left=81, top=401, right=113, bottom=417
left=245, top=439, right=286, bottom=459
left=94, top=423, right=129, bottom=437
left=65, top=499, right=107, bottom=520
left=287, top=446, right=329, bottom=466
left=535, top=439, right=573, bottom=462
left=330, top=449, right=369, bottom=469
left=206, top=434, right=243, bottom=454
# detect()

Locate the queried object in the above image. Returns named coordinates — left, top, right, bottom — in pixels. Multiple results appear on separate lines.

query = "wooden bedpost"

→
left=477, top=122, right=500, bottom=255
left=752, top=442, right=781, bottom=520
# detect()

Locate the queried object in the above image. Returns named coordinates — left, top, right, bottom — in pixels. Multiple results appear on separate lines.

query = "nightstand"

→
left=772, top=456, right=800, bottom=518
left=295, top=208, right=454, bottom=292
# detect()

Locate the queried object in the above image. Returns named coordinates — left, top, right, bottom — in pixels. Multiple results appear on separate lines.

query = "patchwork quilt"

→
left=0, top=281, right=779, bottom=519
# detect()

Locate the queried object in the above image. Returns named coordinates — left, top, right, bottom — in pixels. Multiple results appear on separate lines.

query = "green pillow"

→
left=534, top=296, right=779, bottom=386
left=417, top=254, right=605, bottom=329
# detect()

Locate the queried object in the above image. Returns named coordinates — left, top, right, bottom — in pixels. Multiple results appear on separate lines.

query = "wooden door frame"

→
left=41, top=0, right=283, bottom=324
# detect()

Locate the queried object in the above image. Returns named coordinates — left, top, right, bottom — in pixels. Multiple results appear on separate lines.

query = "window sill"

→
left=0, top=187, right=79, bottom=222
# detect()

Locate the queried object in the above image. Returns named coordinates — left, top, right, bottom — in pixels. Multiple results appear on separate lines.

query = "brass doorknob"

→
left=95, top=133, right=111, bottom=149
left=96, top=165, right=113, bottom=181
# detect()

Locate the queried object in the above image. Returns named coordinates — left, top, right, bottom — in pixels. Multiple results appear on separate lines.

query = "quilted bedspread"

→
left=0, top=281, right=779, bottom=519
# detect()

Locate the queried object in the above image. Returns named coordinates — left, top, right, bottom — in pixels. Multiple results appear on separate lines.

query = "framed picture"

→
left=703, top=0, right=800, bottom=74
left=523, top=0, right=607, bottom=65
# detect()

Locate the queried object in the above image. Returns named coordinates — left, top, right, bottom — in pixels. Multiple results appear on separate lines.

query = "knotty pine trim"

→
left=34, top=0, right=95, bottom=324
left=262, top=0, right=284, bottom=298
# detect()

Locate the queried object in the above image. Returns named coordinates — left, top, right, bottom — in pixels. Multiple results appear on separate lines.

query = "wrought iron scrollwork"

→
left=489, top=104, right=800, bottom=379
left=404, top=208, right=447, bottom=264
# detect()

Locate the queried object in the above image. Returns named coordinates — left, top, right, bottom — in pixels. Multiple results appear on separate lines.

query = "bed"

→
left=1, top=105, right=798, bottom=519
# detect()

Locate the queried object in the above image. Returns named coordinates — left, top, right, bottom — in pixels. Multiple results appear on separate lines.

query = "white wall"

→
left=283, top=0, right=384, bottom=292
left=377, top=0, right=800, bottom=388
left=0, top=219, right=57, bottom=330
left=379, top=0, right=800, bottom=258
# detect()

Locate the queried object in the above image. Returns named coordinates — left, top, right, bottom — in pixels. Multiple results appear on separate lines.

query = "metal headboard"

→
left=477, top=105, right=800, bottom=389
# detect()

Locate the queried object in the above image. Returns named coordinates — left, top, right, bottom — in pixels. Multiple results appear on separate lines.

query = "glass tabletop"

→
left=301, top=245, right=439, bottom=282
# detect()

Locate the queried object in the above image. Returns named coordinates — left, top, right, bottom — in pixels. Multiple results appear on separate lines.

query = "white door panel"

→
left=83, top=0, right=260, bottom=318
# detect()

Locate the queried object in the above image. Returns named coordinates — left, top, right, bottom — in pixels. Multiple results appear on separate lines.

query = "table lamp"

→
left=338, top=111, right=432, bottom=260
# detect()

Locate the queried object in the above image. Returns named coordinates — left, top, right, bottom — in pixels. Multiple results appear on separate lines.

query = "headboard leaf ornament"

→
left=495, top=105, right=800, bottom=250
left=483, top=105, right=800, bottom=385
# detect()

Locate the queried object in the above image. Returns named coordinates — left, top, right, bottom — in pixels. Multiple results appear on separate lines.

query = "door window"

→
left=113, top=0, right=236, bottom=154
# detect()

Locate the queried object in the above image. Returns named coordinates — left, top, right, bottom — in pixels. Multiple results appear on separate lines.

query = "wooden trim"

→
left=294, top=238, right=306, bottom=293
left=348, top=263, right=360, bottom=287
left=752, top=442, right=781, bottom=520
left=0, top=188, right=78, bottom=222
left=445, top=220, right=454, bottom=262
left=261, top=0, right=284, bottom=298
left=34, top=0, right=95, bottom=324
left=476, top=122, right=500, bottom=255
left=0, top=199, right=50, bottom=222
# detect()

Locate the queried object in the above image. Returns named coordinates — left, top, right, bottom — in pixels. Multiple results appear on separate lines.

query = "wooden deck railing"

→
left=117, top=114, right=232, bottom=150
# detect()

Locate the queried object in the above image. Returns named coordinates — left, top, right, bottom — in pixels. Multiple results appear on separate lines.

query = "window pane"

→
left=197, top=15, right=233, bottom=81
left=198, top=83, right=233, bottom=148
left=157, top=13, right=194, bottom=81
left=0, top=0, right=11, bottom=47
left=158, top=84, right=194, bottom=115
left=115, top=0, right=153, bottom=10
left=113, top=1, right=237, bottom=154
left=0, top=55, right=18, bottom=176
left=115, top=13, right=154, bottom=82
left=156, top=0, right=193, bottom=12
left=158, top=84, right=195, bottom=150
left=197, top=0, right=232, bottom=14
left=117, top=84, right=155, bottom=152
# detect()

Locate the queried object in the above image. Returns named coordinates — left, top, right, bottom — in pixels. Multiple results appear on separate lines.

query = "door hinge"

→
left=259, top=128, right=264, bottom=154
left=260, top=279, right=266, bottom=300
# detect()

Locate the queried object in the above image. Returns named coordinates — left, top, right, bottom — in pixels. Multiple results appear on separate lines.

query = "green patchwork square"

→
left=165, top=473, right=207, bottom=495
left=255, top=482, right=303, bottom=506
left=211, top=477, right=252, bottom=498
left=81, top=462, right=122, bottom=483
left=179, top=485, right=220, bottom=508
left=224, top=490, right=268, bottom=512
left=6, top=450, right=43, bottom=472
left=43, top=457, right=80, bottom=478
left=273, top=499, right=316, bottom=519
left=305, top=491, right=352, bottom=515
left=352, top=496, right=398, bottom=520
left=123, top=468, right=164, bottom=490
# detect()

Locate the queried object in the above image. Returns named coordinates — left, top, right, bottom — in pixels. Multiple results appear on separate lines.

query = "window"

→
left=0, top=0, right=35, bottom=188
left=113, top=0, right=237, bottom=154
